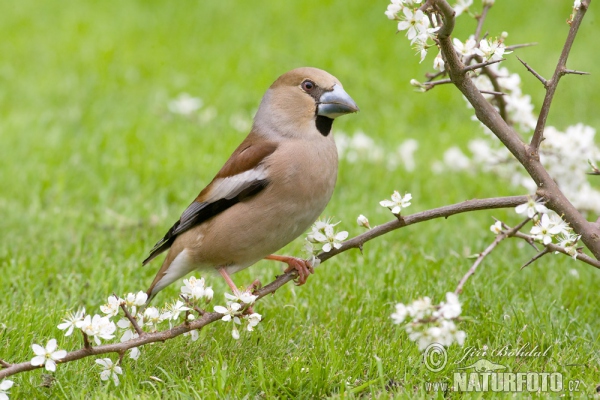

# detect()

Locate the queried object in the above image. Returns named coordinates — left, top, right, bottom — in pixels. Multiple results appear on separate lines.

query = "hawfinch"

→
left=143, top=67, right=358, bottom=301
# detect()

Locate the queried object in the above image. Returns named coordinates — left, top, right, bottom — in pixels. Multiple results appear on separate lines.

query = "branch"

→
left=422, top=78, right=452, bottom=90
left=516, top=56, right=547, bottom=86
left=455, top=217, right=530, bottom=294
left=474, top=4, right=492, bottom=42
left=0, top=196, right=528, bottom=380
left=119, top=302, right=145, bottom=337
left=512, top=231, right=600, bottom=269
left=462, top=58, right=504, bottom=73
left=530, top=0, right=591, bottom=149
left=431, top=0, right=600, bottom=260
left=520, top=248, right=551, bottom=269
left=454, top=234, right=505, bottom=294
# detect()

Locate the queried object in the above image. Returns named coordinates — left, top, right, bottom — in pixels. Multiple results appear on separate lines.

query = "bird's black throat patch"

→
left=315, top=115, right=333, bottom=136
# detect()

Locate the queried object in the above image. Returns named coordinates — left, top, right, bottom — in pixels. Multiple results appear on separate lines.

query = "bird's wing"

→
left=143, top=137, right=278, bottom=265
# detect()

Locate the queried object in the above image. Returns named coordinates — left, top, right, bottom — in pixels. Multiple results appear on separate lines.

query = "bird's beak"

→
left=317, top=84, right=359, bottom=119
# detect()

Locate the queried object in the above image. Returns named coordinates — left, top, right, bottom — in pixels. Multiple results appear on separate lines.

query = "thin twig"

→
left=454, top=217, right=530, bottom=294
left=520, top=248, right=551, bottom=269
left=462, top=58, right=504, bottom=73
left=474, top=5, right=491, bottom=42
left=120, top=303, right=145, bottom=337
left=516, top=56, right=547, bottom=86
left=0, top=359, right=11, bottom=368
left=512, top=231, right=600, bottom=269
left=505, top=42, right=537, bottom=51
left=530, top=0, right=591, bottom=149
left=422, top=78, right=452, bottom=89
left=455, top=234, right=506, bottom=294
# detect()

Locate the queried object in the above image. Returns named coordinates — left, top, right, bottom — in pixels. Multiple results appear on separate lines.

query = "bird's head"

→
left=253, top=67, right=359, bottom=140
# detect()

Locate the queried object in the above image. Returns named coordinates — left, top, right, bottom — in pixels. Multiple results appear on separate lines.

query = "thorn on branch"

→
left=462, top=58, right=504, bottom=73
left=505, top=42, right=537, bottom=51
left=562, top=68, right=590, bottom=76
left=516, top=56, right=547, bottom=86
left=520, top=248, right=551, bottom=269
left=480, top=90, right=506, bottom=96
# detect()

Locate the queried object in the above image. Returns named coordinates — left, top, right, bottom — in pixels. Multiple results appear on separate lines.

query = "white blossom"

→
left=397, top=8, right=428, bottom=41
left=357, top=214, right=371, bottom=229
left=385, top=1, right=402, bottom=19
left=119, top=329, right=141, bottom=360
left=183, top=329, right=199, bottom=342
left=181, top=276, right=208, bottom=302
left=435, top=292, right=462, bottom=319
left=100, top=295, right=122, bottom=317
left=380, top=191, right=412, bottom=215
left=408, top=296, right=433, bottom=320
left=214, top=303, right=243, bottom=339
left=393, top=294, right=466, bottom=351
left=123, top=291, right=147, bottom=316
left=391, top=303, right=409, bottom=324
left=307, top=219, right=348, bottom=253
left=76, top=315, right=117, bottom=345
left=453, top=0, right=473, bottom=16
left=475, top=38, right=510, bottom=61
left=396, top=139, right=419, bottom=171
left=530, top=213, right=563, bottom=245
left=214, top=302, right=242, bottom=323
left=515, top=198, right=548, bottom=218
left=0, top=380, right=14, bottom=400
left=453, top=37, right=477, bottom=58
left=57, top=307, right=86, bottom=336
left=31, top=339, right=67, bottom=372
left=490, top=221, right=503, bottom=234
left=167, top=300, right=191, bottom=320
left=433, top=51, right=445, bottom=72
left=225, top=291, right=258, bottom=305
left=168, top=93, right=202, bottom=116
left=245, top=313, right=262, bottom=332
left=143, top=307, right=169, bottom=328
left=96, top=358, right=123, bottom=386
left=443, top=147, right=471, bottom=170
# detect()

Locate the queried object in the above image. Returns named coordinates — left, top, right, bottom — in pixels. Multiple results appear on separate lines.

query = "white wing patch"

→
left=205, top=165, right=268, bottom=202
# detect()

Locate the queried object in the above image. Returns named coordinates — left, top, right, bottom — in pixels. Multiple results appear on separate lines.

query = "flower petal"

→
left=45, top=359, right=56, bottom=372
left=31, top=355, right=46, bottom=366
left=32, top=344, right=45, bottom=356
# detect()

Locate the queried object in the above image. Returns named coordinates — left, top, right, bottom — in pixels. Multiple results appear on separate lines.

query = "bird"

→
left=143, top=67, right=359, bottom=302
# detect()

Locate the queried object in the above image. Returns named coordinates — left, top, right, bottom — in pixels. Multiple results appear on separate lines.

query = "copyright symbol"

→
left=423, top=343, right=447, bottom=372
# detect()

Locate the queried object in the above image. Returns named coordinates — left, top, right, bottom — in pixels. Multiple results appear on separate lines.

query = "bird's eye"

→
left=301, top=80, right=315, bottom=91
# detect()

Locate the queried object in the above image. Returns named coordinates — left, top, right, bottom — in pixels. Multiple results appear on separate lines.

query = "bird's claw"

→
left=283, top=258, right=314, bottom=285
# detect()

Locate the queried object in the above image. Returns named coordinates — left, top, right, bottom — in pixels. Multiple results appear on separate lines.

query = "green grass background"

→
left=1, top=0, right=599, bottom=398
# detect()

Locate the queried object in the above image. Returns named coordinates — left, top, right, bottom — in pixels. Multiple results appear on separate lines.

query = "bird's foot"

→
left=265, top=255, right=314, bottom=285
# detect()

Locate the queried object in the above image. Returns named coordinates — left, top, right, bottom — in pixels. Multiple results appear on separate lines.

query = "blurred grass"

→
left=1, top=0, right=599, bottom=398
